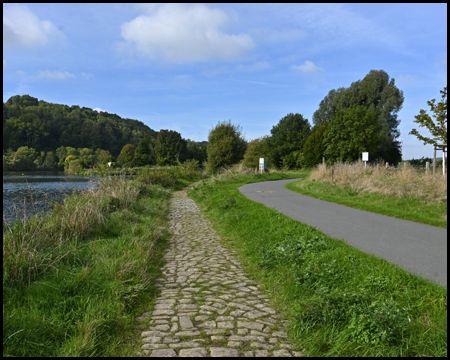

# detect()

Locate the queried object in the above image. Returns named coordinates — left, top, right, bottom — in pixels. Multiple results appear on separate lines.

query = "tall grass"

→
left=311, top=161, right=447, bottom=202
left=3, top=163, right=202, bottom=357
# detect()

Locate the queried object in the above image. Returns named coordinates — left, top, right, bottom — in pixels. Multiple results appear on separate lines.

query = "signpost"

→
left=362, top=152, right=369, bottom=170
left=259, top=158, right=265, bottom=174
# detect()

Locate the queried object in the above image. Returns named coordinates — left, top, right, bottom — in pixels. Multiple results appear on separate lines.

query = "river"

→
left=3, top=171, right=97, bottom=225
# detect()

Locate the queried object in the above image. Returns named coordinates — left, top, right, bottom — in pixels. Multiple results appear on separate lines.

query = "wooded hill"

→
left=3, top=95, right=157, bottom=157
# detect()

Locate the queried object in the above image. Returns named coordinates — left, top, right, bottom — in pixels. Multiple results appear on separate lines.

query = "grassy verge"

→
left=286, top=162, right=446, bottom=228
left=188, top=171, right=447, bottom=357
left=3, top=164, right=202, bottom=357
left=285, top=180, right=447, bottom=228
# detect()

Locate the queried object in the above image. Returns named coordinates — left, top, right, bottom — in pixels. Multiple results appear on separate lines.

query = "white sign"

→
left=259, top=158, right=264, bottom=174
left=108, top=162, right=112, bottom=167
left=362, top=152, right=369, bottom=161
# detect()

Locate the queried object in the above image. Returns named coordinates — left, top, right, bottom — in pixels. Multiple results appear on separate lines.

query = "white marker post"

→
left=362, top=152, right=369, bottom=170
left=259, top=158, right=264, bottom=174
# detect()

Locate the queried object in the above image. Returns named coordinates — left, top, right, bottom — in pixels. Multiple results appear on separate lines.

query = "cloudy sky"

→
left=3, top=3, right=447, bottom=160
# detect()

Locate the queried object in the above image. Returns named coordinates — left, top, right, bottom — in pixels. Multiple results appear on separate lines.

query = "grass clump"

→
left=3, top=165, right=202, bottom=357
left=285, top=161, right=447, bottom=228
left=188, top=171, right=447, bottom=357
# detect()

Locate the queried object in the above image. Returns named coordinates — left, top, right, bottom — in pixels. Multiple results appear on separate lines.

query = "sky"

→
left=3, top=3, right=447, bottom=160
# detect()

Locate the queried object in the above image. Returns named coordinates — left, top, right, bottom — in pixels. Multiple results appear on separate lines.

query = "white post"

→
left=426, top=161, right=429, bottom=173
left=386, top=162, right=389, bottom=169
left=443, top=148, right=446, bottom=176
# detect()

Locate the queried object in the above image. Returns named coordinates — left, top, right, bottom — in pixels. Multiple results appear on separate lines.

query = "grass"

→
left=188, top=169, right=447, bottom=357
left=285, top=161, right=447, bottom=228
left=3, top=163, right=203, bottom=357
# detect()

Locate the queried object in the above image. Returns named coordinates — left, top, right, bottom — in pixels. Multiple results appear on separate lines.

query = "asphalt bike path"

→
left=239, top=178, right=447, bottom=286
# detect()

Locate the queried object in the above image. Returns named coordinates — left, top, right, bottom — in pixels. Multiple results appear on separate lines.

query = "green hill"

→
left=3, top=95, right=157, bottom=157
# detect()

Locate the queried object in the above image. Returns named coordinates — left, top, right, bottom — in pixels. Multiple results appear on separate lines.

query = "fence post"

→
left=386, top=162, right=389, bottom=169
left=426, top=161, right=429, bottom=173
left=322, top=157, right=326, bottom=171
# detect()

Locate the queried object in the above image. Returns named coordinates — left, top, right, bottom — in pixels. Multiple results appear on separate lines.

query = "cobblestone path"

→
left=138, top=187, right=300, bottom=357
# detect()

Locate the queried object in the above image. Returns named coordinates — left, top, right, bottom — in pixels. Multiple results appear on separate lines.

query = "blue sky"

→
left=3, top=3, right=447, bottom=160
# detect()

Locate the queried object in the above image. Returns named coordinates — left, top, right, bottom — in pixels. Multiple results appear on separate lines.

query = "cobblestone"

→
left=139, top=185, right=298, bottom=357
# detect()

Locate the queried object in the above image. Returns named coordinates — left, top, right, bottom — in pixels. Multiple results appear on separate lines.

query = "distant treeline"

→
left=3, top=95, right=208, bottom=171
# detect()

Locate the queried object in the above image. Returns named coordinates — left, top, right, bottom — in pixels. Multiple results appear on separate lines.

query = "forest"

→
left=4, top=70, right=414, bottom=172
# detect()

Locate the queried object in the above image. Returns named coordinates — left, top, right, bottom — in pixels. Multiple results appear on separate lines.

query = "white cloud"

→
left=292, top=61, right=324, bottom=74
left=3, top=4, right=63, bottom=49
left=38, top=70, right=75, bottom=80
left=93, top=107, right=107, bottom=113
left=119, top=4, right=254, bottom=62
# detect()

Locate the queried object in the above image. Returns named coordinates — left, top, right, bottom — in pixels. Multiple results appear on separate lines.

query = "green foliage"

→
left=117, top=144, right=136, bottom=166
left=409, top=86, right=447, bottom=145
left=269, top=113, right=311, bottom=169
left=313, top=70, right=404, bottom=164
left=206, top=120, right=246, bottom=172
left=324, top=105, right=382, bottom=162
left=186, top=139, right=208, bottom=165
left=154, top=130, right=187, bottom=166
left=242, top=136, right=271, bottom=169
left=302, top=123, right=328, bottom=167
left=131, top=134, right=154, bottom=167
left=3, top=95, right=157, bottom=157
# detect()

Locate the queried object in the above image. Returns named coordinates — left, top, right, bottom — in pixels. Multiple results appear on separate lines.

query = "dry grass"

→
left=311, top=161, right=447, bottom=202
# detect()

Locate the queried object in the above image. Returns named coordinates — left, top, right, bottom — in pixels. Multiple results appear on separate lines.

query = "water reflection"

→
left=3, top=171, right=97, bottom=225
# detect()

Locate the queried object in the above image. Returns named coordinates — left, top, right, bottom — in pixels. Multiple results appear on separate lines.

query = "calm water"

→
left=3, top=171, right=98, bottom=225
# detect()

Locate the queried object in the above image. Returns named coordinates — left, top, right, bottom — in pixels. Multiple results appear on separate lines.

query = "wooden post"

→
left=386, top=162, right=389, bottom=169
left=426, top=161, right=429, bottom=173
left=433, top=145, right=436, bottom=174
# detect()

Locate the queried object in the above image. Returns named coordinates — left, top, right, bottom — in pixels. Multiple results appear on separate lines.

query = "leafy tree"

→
left=269, top=113, right=311, bottom=169
left=242, top=136, right=271, bottom=169
left=206, top=120, right=246, bottom=172
left=409, top=86, right=447, bottom=145
left=117, top=144, right=135, bottom=166
left=78, top=148, right=95, bottom=168
left=154, top=130, right=187, bottom=166
left=43, top=151, right=57, bottom=169
left=186, top=140, right=208, bottom=165
left=132, top=134, right=154, bottom=166
left=313, top=70, right=404, bottom=163
left=323, top=105, right=382, bottom=162
left=302, top=123, right=328, bottom=168
left=95, top=149, right=114, bottom=164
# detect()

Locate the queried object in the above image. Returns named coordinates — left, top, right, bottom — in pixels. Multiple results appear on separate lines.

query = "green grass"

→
left=285, top=178, right=447, bottom=228
left=3, top=164, right=203, bottom=357
left=188, top=172, right=447, bottom=357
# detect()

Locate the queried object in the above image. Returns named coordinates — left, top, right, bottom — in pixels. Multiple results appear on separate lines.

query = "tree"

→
left=269, top=113, right=311, bottom=169
left=186, top=140, right=207, bottom=165
left=132, top=134, right=154, bottom=166
left=409, top=86, right=447, bottom=145
left=154, top=130, right=187, bottom=166
left=242, top=136, right=271, bottom=169
left=323, top=105, right=382, bottom=163
left=302, top=123, right=328, bottom=168
left=117, top=144, right=136, bottom=166
left=206, top=120, right=246, bottom=172
left=312, top=70, right=404, bottom=163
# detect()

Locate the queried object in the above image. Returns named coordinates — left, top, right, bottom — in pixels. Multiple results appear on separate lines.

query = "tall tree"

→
left=117, top=144, right=136, bottom=166
left=206, top=120, right=246, bottom=172
left=269, top=113, right=311, bottom=169
left=323, top=105, right=382, bottom=163
left=302, top=123, right=328, bottom=168
left=312, top=70, right=404, bottom=163
left=154, top=130, right=187, bottom=165
left=409, top=86, right=447, bottom=145
left=242, top=136, right=271, bottom=169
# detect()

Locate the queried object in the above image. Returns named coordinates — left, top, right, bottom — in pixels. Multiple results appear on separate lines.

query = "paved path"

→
left=239, top=178, right=447, bottom=286
left=138, top=187, right=301, bottom=357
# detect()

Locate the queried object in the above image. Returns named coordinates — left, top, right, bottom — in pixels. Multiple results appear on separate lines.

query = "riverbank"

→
left=3, top=166, right=201, bottom=357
